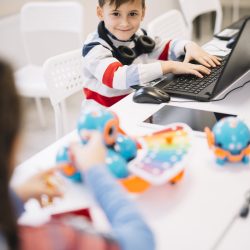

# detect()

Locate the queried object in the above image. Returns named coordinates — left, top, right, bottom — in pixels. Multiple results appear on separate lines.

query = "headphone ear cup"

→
left=136, top=35, right=155, bottom=54
left=117, top=46, right=136, bottom=65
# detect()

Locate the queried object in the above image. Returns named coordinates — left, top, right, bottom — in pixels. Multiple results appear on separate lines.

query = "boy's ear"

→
left=97, top=6, right=104, bottom=20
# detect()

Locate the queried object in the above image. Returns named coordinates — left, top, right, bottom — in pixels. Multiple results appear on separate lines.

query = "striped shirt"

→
left=82, top=27, right=189, bottom=107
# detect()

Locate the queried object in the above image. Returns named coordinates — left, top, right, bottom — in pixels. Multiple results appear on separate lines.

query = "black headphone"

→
left=98, top=21, right=155, bottom=65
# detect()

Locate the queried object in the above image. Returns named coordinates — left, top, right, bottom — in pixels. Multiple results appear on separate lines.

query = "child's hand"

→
left=184, top=41, right=221, bottom=68
left=14, top=167, right=63, bottom=206
left=69, top=131, right=106, bottom=172
left=161, top=60, right=211, bottom=78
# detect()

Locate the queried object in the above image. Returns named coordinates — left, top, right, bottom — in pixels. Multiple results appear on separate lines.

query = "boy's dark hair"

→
left=0, top=60, right=21, bottom=250
left=98, top=0, right=145, bottom=9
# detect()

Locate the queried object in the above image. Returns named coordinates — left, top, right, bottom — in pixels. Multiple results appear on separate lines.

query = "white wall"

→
left=2, top=0, right=249, bottom=69
left=0, top=0, right=179, bottom=68
left=143, top=0, right=180, bottom=27
left=0, top=15, right=27, bottom=68
left=0, top=0, right=179, bottom=37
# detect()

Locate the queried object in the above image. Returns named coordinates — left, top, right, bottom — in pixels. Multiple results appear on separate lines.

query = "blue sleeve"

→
left=84, top=165, right=155, bottom=250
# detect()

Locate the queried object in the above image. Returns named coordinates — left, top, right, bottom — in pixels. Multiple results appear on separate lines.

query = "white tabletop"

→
left=108, top=71, right=250, bottom=250
left=12, top=39, right=250, bottom=249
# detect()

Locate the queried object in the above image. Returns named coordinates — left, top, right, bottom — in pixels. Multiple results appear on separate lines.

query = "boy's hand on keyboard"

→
left=161, top=60, right=211, bottom=78
left=184, top=41, right=221, bottom=68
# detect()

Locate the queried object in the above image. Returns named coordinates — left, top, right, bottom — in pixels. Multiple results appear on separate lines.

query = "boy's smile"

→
left=97, top=0, right=145, bottom=41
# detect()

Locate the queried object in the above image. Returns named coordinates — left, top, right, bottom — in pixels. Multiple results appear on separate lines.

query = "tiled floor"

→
left=18, top=8, right=250, bottom=164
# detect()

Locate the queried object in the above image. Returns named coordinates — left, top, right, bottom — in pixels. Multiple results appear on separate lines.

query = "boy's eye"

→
left=112, top=12, right=120, bottom=17
left=129, top=12, right=138, bottom=17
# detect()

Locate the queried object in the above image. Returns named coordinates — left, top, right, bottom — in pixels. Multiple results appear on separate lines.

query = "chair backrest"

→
left=43, top=49, right=84, bottom=138
left=178, top=0, right=222, bottom=38
left=20, top=1, right=84, bottom=65
left=147, top=9, right=190, bottom=41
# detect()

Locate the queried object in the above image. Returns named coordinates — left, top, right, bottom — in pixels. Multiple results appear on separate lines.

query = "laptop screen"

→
left=213, top=17, right=250, bottom=96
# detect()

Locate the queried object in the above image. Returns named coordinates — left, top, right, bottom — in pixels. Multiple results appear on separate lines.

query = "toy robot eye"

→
left=104, top=119, right=119, bottom=146
left=109, top=126, right=114, bottom=136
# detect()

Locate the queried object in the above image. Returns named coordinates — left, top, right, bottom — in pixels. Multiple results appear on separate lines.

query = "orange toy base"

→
left=120, top=175, right=151, bottom=193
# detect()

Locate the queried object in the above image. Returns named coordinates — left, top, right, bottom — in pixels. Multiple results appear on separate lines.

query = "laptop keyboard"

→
left=162, top=55, right=228, bottom=94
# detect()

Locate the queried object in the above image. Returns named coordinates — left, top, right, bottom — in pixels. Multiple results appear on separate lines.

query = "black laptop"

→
left=154, top=16, right=250, bottom=101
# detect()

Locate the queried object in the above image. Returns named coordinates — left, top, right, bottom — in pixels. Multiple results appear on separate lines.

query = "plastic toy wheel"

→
left=120, top=175, right=150, bottom=193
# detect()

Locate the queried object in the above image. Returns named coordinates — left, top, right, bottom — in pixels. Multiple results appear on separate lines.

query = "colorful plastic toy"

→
left=77, top=108, right=119, bottom=146
left=114, top=134, right=138, bottom=161
left=106, top=149, right=129, bottom=178
left=56, top=106, right=192, bottom=193
left=128, top=124, right=192, bottom=185
left=56, top=146, right=82, bottom=182
left=56, top=107, right=137, bottom=181
left=205, top=117, right=250, bottom=165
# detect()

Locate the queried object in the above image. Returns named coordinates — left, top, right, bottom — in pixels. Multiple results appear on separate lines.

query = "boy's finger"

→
left=214, top=56, right=222, bottom=61
left=195, top=65, right=211, bottom=75
left=198, top=58, right=211, bottom=68
left=212, top=57, right=221, bottom=65
left=189, top=70, right=203, bottom=78
left=183, top=55, right=190, bottom=63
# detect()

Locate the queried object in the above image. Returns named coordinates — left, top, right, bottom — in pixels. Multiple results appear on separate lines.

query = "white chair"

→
left=178, top=0, right=222, bottom=39
left=15, top=1, right=84, bottom=127
left=147, top=9, right=190, bottom=40
left=43, top=49, right=84, bottom=139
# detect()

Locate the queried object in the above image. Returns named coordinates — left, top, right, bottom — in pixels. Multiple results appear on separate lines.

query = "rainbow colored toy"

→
left=128, top=124, right=192, bottom=185
left=205, top=117, right=250, bottom=165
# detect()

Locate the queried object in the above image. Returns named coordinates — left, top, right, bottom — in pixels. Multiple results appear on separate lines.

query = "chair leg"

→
left=61, top=100, right=68, bottom=133
left=54, top=104, right=63, bottom=140
left=211, top=12, right=216, bottom=34
left=35, top=97, right=46, bottom=128
left=194, top=16, right=201, bottom=39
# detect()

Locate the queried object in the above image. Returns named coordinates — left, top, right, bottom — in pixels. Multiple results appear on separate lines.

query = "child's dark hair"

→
left=98, top=0, right=145, bottom=9
left=0, top=59, right=21, bottom=249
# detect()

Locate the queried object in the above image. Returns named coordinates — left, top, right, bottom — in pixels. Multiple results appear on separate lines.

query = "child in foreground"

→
left=0, top=59, right=155, bottom=250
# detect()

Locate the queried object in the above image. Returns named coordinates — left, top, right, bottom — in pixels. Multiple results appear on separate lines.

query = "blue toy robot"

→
left=205, top=117, right=250, bottom=165
left=56, top=106, right=137, bottom=181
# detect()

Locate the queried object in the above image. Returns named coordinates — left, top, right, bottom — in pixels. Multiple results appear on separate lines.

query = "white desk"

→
left=12, top=42, right=250, bottom=249
left=108, top=67, right=250, bottom=250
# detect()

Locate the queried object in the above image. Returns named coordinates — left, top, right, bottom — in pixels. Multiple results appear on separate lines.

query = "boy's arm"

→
left=83, top=43, right=163, bottom=89
left=84, top=165, right=155, bottom=250
left=148, top=36, right=190, bottom=61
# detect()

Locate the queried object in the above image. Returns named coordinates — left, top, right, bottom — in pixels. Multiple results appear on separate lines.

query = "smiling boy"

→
left=82, top=0, right=220, bottom=107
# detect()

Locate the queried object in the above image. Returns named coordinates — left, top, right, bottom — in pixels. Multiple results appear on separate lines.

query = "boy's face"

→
left=97, top=0, right=145, bottom=41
